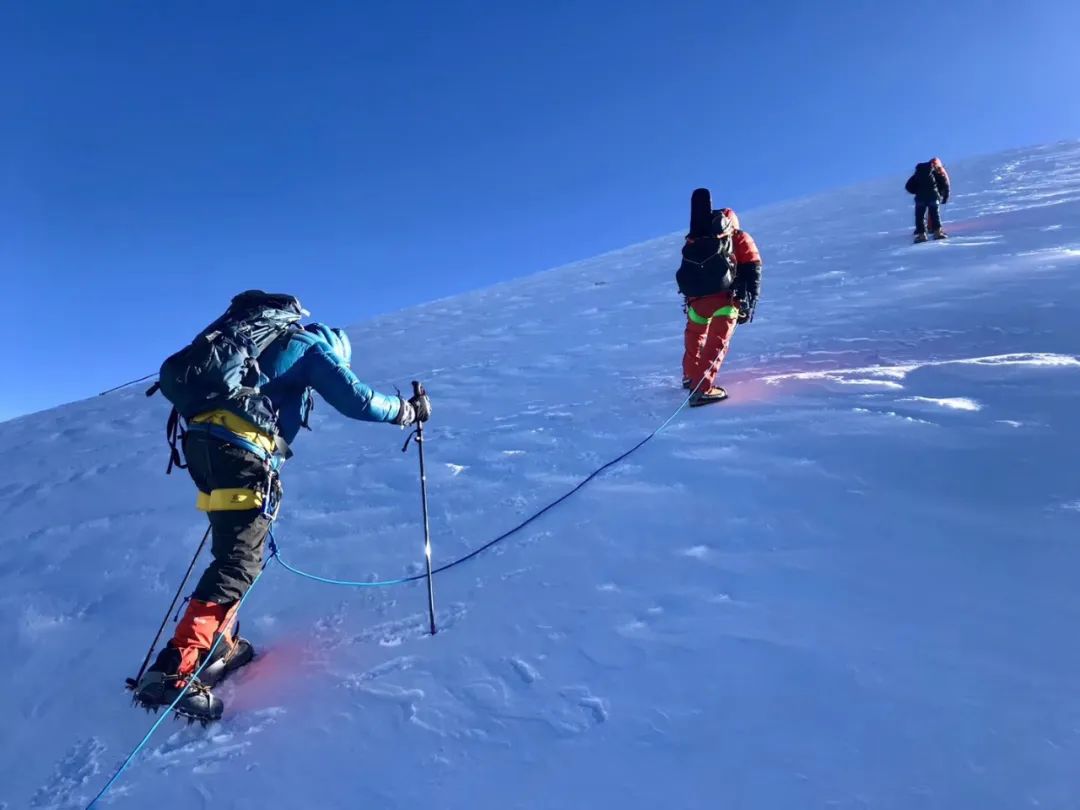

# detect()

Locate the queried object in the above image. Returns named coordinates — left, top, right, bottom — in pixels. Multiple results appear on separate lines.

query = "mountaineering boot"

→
left=913, top=233, right=929, bottom=244
left=689, top=386, right=728, bottom=407
left=200, top=632, right=255, bottom=687
left=133, top=598, right=239, bottom=720
left=932, top=229, right=949, bottom=240
left=134, top=646, right=224, bottom=721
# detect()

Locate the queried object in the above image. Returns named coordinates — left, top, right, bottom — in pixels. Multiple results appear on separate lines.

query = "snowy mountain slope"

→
left=3, top=141, right=1080, bottom=809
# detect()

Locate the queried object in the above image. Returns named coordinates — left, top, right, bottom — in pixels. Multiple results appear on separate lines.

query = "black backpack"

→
left=905, top=162, right=934, bottom=196
left=676, top=211, right=737, bottom=298
left=149, top=290, right=306, bottom=471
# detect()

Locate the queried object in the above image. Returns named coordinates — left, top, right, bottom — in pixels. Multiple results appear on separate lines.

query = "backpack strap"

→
left=165, top=407, right=188, bottom=474
left=299, top=388, right=315, bottom=431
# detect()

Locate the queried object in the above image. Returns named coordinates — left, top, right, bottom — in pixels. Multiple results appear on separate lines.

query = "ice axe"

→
left=402, top=380, right=438, bottom=635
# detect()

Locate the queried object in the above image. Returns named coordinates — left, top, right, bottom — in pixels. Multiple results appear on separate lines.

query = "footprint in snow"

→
left=558, top=686, right=609, bottom=728
left=350, top=602, right=467, bottom=647
left=30, top=737, right=106, bottom=810
left=509, top=657, right=541, bottom=684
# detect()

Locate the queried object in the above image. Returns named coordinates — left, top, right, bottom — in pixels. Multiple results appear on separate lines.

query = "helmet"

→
left=711, top=208, right=739, bottom=235
left=304, top=323, right=352, bottom=366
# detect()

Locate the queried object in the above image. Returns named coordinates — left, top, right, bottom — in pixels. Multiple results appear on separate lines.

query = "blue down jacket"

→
left=257, top=327, right=401, bottom=444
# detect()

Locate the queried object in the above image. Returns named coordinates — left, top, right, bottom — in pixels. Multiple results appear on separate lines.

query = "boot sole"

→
left=174, top=703, right=223, bottom=724
left=134, top=689, right=223, bottom=724
left=689, top=393, right=729, bottom=407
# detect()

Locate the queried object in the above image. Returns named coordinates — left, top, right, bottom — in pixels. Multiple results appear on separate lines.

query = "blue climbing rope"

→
left=86, top=563, right=270, bottom=809
left=269, top=381, right=703, bottom=586
left=270, top=530, right=417, bottom=586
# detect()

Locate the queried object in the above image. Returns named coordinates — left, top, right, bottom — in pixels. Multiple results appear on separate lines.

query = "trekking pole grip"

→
left=411, top=380, right=425, bottom=399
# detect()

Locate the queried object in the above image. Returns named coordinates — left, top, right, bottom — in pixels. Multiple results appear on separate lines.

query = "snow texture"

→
left=3, top=141, right=1080, bottom=809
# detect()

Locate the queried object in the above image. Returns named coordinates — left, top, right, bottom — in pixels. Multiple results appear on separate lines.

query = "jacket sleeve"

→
left=935, top=167, right=951, bottom=201
left=303, top=346, right=402, bottom=423
left=733, top=230, right=763, bottom=297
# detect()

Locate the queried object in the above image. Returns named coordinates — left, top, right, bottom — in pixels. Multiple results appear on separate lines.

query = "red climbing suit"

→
left=682, top=210, right=761, bottom=390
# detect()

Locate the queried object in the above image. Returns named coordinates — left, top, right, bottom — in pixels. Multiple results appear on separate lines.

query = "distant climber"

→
left=676, top=188, right=762, bottom=406
left=905, top=157, right=951, bottom=243
left=136, top=291, right=431, bottom=721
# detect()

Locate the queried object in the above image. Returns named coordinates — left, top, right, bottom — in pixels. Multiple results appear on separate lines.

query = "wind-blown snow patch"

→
left=1017, top=246, right=1080, bottom=259
left=852, top=407, right=936, bottom=425
left=681, top=545, right=711, bottom=560
left=902, top=396, right=982, bottom=412
left=955, top=352, right=1080, bottom=368
left=761, top=352, right=1080, bottom=390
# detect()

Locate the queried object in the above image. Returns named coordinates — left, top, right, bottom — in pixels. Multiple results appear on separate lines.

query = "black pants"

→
left=183, top=431, right=273, bottom=604
left=915, top=199, right=942, bottom=235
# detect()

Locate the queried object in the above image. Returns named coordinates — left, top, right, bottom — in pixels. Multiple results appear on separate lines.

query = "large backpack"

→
left=149, top=290, right=306, bottom=471
left=676, top=211, right=737, bottom=298
left=905, top=162, right=936, bottom=197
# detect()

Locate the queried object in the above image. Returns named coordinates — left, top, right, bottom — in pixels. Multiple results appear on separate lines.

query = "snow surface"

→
left=3, top=141, right=1080, bottom=809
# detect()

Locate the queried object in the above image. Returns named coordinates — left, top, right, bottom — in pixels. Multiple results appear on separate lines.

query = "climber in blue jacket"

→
left=136, top=322, right=431, bottom=721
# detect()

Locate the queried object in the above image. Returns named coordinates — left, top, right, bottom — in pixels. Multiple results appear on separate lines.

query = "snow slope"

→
left=4, top=141, right=1080, bottom=809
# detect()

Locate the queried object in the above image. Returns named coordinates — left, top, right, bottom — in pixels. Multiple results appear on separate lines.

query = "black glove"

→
left=410, top=391, right=432, bottom=423
left=732, top=265, right=760, bottom=325
left=393, top=381, right=432, bottom=427
left=941, top=196, right=948, bottom=205
left=737, top=293, right=757, bottom=325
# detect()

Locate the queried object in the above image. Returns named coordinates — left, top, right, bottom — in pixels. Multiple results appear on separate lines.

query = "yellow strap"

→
left=190, top=409, right=277, bottom=456
left=195, top=487, right=264, bottom=512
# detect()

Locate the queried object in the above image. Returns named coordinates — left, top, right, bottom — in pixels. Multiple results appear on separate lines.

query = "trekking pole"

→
left=407, top=381, right=438, bottom=635
left=124, top=525, right=211, bottom=690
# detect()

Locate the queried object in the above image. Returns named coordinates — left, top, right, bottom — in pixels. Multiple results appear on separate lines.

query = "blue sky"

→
left=3, top=0, right=1079, bottom=420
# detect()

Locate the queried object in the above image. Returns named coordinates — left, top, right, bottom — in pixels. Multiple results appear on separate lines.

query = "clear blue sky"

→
left=3, top=1, right=1078, bottom=420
